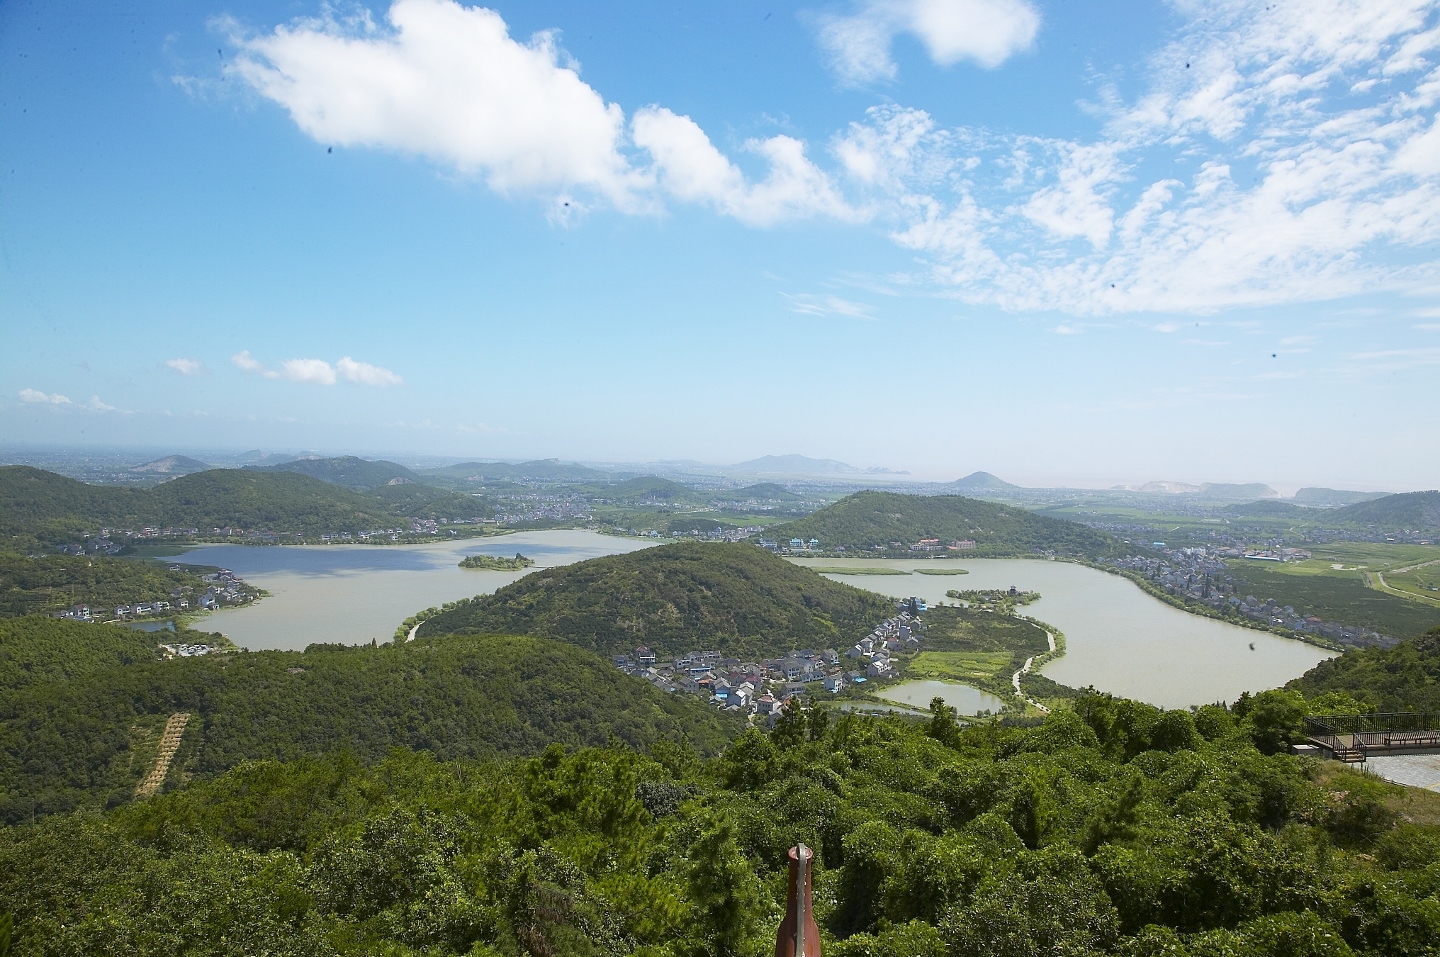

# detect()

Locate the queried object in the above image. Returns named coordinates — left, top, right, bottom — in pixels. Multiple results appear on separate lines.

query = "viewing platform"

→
left=1304, top=713, right=1440, bottom=763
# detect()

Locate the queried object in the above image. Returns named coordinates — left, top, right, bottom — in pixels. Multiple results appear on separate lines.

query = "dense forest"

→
left=0, top=619, right=736, bottom=825
left=0, top=551, right=205, bottom=618
left=767, top=491, right=1125, bottom=558
left=418, top=542, right=896, bottom=659
left=248, top=455, right=419, bottom=488
left=5, top=688, right=1440, bottom=955
left=1289, top=626, right=1440, bottom=711
left=0, top=466, right=493, bottom=547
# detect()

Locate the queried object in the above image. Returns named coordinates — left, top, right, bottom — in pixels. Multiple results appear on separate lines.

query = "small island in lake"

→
left=459, top=553, right=535, bottom=571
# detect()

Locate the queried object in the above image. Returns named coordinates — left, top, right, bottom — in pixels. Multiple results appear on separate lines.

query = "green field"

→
left=1228, top=559, right=1440, bottom=639
left=815, top=566, right=912, bottom=575
left=914, top=566, right=970, bottom=575
left=907, top=649, right=1012, bottom=682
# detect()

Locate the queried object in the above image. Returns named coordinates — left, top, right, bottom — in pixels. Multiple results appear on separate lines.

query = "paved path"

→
left=1010, top=628, right=1055, bottom=715
left=136, top=712, right=190, bottom=798
left=1371, top=571, right=1440, bottom=607
left=408, top=620, right=422, bottom=641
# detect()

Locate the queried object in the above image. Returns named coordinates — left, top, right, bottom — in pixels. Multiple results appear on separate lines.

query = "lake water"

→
left=179, top=531, right=657, bottom=651
left=877, top=679, right=1008, bottom=715
left=793, top=558, right=1334, bottom=710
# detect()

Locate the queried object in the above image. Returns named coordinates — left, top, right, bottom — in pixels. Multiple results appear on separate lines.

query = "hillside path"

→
left=136, top=712, right=190, bottom=799
left=1010, top=626, right=1056, bottom=715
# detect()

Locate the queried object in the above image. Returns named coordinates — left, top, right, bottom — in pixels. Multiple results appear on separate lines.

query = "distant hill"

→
left=0, top=466, right=431, bottom=546
left=366, top=482, right=493, bottom=521
left=1225, top=501, right=1312, bottom=518
left=250, top=455, right=417, bottom=489
left=594, top=477, right=702, bottom=505
left=711, top=482, right=801, bottom=503
left=948, top=471, right=1018, bottom=491
left=0, top=625, right=737, bottom=823
left=728, top=454, right=860, bottom=475
left=765, top=490, right=1123, bottom=558
left=1133, top=481, right=1278, bottom=500
left=1289, top=626, right=1440, bottom=711
left=1292, top=487, right=1389, bottom=506
left=128, top=455, right=211, bottom=476
left=1333, top=490, right=1440, bottom=529
left=421, top=459, right=611, bottom=483
left=419, top=541, right=895, bottom=660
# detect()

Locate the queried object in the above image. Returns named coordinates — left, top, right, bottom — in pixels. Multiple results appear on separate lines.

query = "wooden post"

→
left=774, top=843, right=822, bottom=957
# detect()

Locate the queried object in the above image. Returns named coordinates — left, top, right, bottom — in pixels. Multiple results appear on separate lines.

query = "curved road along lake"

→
left=793, top=558, right=1334, bottom=710
left=180, top=531, right=656, bottom=651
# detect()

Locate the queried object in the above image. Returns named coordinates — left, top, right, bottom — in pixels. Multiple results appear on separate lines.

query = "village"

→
left=57, top=567, right=258, bottom=624
left=612, top=597, right=929, bottom=720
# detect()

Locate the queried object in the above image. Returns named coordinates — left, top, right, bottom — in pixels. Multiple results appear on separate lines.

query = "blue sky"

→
left=2, top=0, right=1438, bottom=490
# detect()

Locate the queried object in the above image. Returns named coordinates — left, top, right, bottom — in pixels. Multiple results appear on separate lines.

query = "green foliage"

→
left=420, top=542, right=895, bottom=659
left=0, top=616, right=165, bottom=691
left=459, top=553, right=535, bottom=570
left=1288, top=627, right=1440, bottom=711
left=767, top=490, right=1124, bottom=557
left=1332, top=491, right=1440, bottom=530
left=0, top=625, right=737, bottom=825
left=5, top=688, right=1440, bottom=955
left=0, top=551, right=202, bottom=618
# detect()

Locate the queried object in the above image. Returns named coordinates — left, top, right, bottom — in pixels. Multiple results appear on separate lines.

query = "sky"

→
left=2, top=0, right=1439, bottom=490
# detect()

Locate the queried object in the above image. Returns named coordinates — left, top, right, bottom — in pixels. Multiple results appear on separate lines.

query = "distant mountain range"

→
left=1123, top=481, right=1280, bottom=499
left=1292, top=487, right=1390, bottom=506
left=247, top=455, right=417, bottom=489
left=947, top=471, right=1019, bottom=491
left=727, top=454, right=863, bottom=474
left=421, top=458, right=612, bottom=483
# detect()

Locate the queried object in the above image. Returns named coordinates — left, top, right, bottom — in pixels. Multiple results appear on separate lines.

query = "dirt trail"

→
left=136, top=712, right=190, bottom=799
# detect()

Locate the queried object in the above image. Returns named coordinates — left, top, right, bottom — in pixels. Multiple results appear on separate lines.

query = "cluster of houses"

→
left=160, top=642, right=217, bottom=657
left=1108, top=549, right=1394, bottom=648
left=56, top=567, right=256, bottom=623
left=612, top=598, right=929, bottom=717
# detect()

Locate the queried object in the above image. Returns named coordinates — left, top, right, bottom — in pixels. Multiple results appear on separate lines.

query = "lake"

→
left=792, top=558, right=1334, bottom=710
left=877, top=679, right=1008, bottom=715
left=179, top=531, right=657, bottom=651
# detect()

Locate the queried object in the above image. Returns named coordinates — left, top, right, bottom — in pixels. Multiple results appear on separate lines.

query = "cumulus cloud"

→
left=337, top=356, right=404, bottom=386
left=166, top=358, right=203, bottom=375
left=815, top=0, right=1041, bottom=85
left=18, top=389, right=71, bottom=405
left=224, top=0, right=857, bottom=226
left=226, top=0, right=640, bottom=206
left=280, top=359, right=338, bottom=385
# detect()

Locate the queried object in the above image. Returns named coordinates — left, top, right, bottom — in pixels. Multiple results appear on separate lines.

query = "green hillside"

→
left=250, top=455, right=417, bottom=488
left=1294, top=487, right=1389, bottom=506
left=711, top=482, right=801, bottom=502
left=767, top=490, right=1123, bottom=557
left=366, top=482, right=493, bottom=520
left=7, top=690, right=1440, bottom=955
left=1225, top=500, right=1313, bottom=518
left=0, top=551, right=205, bottom=618
left=419, top=541, right=895, bottom=659
left=1289, top=625, right=1440, bottom=711
left=0, top=623, right=736, bottom=823
left=0, top=466, right=451, bottom=547
left=591, top=476, right=702, bottom=504
left=948, top=470, right=1019, bottom=490
left=0, top=616, right=165, bottom=691
left=1335, top=490, right=1440, bottom=529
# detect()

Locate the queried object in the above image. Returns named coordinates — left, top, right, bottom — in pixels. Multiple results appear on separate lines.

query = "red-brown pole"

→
left=774, top=843, right=822, bottom=957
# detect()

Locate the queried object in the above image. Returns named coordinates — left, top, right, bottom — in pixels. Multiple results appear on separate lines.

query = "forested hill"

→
left=0, top=466, right=491, bottom=547
left=0, top=621, right=736, bottom=823
left=419, top=541, right=895, bottom=659
left=1333, top=490, right=1440, bottom=529
left=766, top=490, right=1124, bottom=557
left=0, top=616, right=163, bottom=691
left=1288, top=625, right=1440, bottom=711
left=247, top=455, right=418, bottom=489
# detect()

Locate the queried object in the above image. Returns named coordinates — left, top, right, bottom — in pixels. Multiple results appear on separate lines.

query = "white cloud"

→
left=337, top=356, right=404, bottom=386
left=1418, top=322, right=1440, bottom=329
left=18, top=389, right=71, bottom=405
left=281, top=359, right=338, bottom=385
left=633, top=108, right=859, bottom=226
left=85, top=396, right=116, bottom=412
left=166, top=358, right=203, bottom=375
left=227, top=0, right=640, bottom=207
left=232, top=350, right=280, bottom=378
left=816, top=0, right=1041, bottom=85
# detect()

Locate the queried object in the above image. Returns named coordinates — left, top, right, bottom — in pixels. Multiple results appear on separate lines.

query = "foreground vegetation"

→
left=5, top=688, right=1440, bottom=955
left=0, top=620, right=736, bottom=825
left=1290, top=626, right=1440, bottom=712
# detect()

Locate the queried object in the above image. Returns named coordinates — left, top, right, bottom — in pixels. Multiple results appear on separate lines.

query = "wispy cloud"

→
left=281, top=358, right=337, bottom=385
left=337, top=356, right=404, bottom=386
left=166, top=358, right=203, bottom=375
left=233, top=350, right=403, bottom=387
left=18, top=389, right=71, bottom=405
left=783, top=292, right=877, bottom=318
left=232, top=350, right=279, bottom=378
